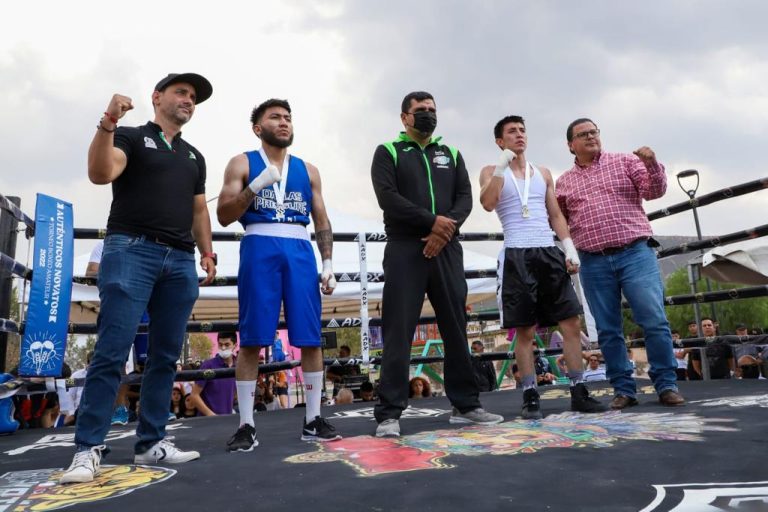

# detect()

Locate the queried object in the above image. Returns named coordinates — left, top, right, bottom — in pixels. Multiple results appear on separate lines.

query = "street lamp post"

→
left=676, top=170, right=718, bottom=324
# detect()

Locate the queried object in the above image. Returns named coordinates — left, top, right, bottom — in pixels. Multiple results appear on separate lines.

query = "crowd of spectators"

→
left=7, top=318, right=767, bottom=431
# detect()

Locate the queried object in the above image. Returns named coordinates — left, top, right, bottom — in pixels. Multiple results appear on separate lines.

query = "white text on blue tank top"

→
left=255, top=147, right=308, bottom=222
left=255, top=189, right=308, bottom=218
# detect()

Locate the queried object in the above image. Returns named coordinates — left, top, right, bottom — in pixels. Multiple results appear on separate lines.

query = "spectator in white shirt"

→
left=583, top=355, right=607, bottom=382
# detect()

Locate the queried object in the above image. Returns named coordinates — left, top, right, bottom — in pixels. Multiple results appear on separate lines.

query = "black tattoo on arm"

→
left=236, top=187, right=257, bottom=212
left=316, top=228, right=333, bottom=261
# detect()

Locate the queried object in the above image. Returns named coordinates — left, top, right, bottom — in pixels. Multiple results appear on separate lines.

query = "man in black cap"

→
left=61, top=73, right=216, bottom=484
left=732, top=322, right=760, bottom=369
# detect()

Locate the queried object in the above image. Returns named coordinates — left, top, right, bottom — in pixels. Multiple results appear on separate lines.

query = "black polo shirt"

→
left=107, top=121, right=206, bottom=252
left=690, top=339, right=734, bottom=379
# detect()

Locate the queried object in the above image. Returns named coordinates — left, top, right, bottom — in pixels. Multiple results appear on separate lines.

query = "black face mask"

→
left=412, top=111, right=437, bottom=135
left=741, top=365, right=760, bottom=379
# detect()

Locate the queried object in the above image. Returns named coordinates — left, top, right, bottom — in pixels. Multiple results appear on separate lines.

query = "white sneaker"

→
left=134, top=438, right=200, bottom=465
left=375, top=419, right=401, bottom=437
left=449, top=407, right=504, bottom=425
left=59, top=445, right=106, bottom=484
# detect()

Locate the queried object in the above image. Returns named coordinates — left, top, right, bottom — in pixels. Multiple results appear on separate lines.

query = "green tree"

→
left=329, top=327, right=361, bottom=355
left=189, top=333, right=213, bottom=362
left=664, top=267, right=768, bottom=334
left=65, top=334, right=97, bottom=371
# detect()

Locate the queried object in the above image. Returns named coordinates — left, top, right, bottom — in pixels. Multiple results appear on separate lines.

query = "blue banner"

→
left=19, top=194, right=73, bottom=377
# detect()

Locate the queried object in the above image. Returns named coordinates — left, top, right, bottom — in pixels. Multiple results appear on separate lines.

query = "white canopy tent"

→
left=701, top=240, right=768, bottom=285
left=68, top=209, right=502, bottom=323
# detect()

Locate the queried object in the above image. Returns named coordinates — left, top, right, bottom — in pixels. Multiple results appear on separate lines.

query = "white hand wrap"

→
left=248, top=164, right=281, bottom=194
left=321, top=259, right=336, bottom=290
left=493, top=149, right=516, bottom=177
left=562, top=238, right=580, bottom=267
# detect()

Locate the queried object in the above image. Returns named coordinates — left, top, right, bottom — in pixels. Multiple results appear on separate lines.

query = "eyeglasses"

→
left=574, top=129, right=600, bottom=140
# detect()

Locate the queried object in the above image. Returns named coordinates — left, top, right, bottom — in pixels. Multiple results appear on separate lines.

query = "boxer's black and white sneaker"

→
left=301, top=416, right=341, bottom=442
left=227, top=424, right=258, bottom=452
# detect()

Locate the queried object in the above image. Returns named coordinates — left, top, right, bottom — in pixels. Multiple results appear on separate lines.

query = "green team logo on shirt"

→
left=188, top=151, right=196, bottom=160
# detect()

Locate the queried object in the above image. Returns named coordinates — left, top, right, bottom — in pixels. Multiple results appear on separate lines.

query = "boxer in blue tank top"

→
left=217, top=99, right=340, bottom=450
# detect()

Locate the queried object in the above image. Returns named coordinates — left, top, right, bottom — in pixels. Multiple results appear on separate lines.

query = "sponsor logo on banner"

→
left=358, top=273, right=382, bottom=283
left=338, top=274, right=352, bottom=282
left=287, top=411, right=736, bottom=477
left=0, top=466, right=174, bottom=511
left=326, top=319, right=340, bottom=328
left=640, top=481, right=768, bottom=512
left=339, top=318, right=361, bottom=327
left=365, top=233, right=387, bottom=242
left=19, top=195, right=73, bottom=377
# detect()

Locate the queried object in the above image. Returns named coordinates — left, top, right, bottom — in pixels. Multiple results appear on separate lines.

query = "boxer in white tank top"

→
left=478, top=115, right=605, bottom=418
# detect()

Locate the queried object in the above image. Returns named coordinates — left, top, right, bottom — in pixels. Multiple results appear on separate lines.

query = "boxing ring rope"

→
left=1, top=175, right=767, bottom=389
left=2, top=283, right=767, bottom=337
left=0, top=193, right=34, bottom=232
left=656, top=224, right=768, bottom=258
left=7, top=333, right=768, bottom=396
left=60, top=221, right=768, bottom=288
left=53, top=222, right=768, bottom=291
left=645, top=177, right=768, bottom=221
left=0, top=252, right=31, bottom=281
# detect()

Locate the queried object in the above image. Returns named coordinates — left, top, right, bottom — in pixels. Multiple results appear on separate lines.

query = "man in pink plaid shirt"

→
left=556, top=118, right=685, bottom=410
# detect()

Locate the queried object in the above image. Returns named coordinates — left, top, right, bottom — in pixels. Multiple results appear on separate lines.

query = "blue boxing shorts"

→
left=238, top=233, right=321, bottom=347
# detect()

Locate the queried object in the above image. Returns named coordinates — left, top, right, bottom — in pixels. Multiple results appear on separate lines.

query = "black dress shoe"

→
left=610, top=395, right=639, bottom=410
left=570, top=383, right=607, bottom=413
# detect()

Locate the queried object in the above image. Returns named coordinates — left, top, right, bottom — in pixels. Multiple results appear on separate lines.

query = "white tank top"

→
left=495, top=162, right=555, bottom=248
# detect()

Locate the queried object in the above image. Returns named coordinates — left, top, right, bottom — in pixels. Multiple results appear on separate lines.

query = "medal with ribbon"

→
left=509, top=162, right=533, bottom=219
left=259, top=148, right=290, bottom=222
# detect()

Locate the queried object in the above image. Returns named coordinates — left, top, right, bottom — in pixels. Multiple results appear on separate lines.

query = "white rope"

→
left=357, top=232, right=370, bottom=365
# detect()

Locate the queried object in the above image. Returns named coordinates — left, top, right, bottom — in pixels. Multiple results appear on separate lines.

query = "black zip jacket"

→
left=370, top=132, right=472, bottom=240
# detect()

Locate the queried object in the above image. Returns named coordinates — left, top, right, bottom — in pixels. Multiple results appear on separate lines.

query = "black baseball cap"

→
left=735, top=323, right=748, bottom=330
left=154, top=73, right=212, bottom=104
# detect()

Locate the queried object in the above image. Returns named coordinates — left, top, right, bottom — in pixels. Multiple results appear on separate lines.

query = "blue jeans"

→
left=579, top=242, right=678, bottom=398
left=75, top=234, right=198, bottom=453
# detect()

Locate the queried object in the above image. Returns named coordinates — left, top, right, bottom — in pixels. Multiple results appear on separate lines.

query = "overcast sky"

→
left=2, top=1, right=767, bottom=262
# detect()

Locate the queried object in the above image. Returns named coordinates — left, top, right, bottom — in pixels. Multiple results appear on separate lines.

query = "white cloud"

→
left=2, top=0, right=767, bottom=268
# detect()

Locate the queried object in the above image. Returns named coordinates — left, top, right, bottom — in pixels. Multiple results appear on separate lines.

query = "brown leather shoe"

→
left=658, top=389, right=685, bottom=406
left=610, top=395, right=639, bottom=410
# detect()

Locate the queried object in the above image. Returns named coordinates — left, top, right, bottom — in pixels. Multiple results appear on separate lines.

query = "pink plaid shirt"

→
left=555, top=152, right=666, bottom=253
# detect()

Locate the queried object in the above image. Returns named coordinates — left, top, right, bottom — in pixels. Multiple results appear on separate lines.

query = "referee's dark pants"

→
left=374, top=239, right=481, bottom=423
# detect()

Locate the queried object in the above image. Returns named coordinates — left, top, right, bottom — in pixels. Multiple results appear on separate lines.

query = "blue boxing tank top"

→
left=239, top=148, right=313, bottom=228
